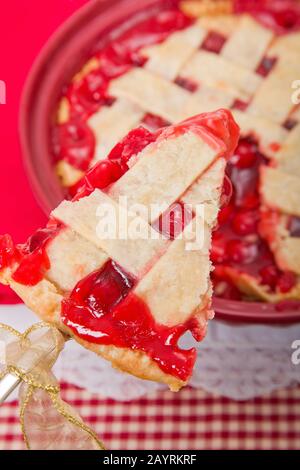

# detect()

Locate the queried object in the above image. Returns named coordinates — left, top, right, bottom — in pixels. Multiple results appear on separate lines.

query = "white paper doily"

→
left=1, top=304, right=300, bottom=401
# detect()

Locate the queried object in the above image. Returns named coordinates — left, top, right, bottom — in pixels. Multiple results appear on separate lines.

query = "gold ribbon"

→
left=0, top=322, right=105, bottom=450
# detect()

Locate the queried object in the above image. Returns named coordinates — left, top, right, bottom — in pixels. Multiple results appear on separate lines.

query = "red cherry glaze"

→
left=12, top=226, right=61, bottom=286
left=277, top=271, right=297, bottom=293
left=283, top=118, right=298, bottom=131
left=227, top=239, right=259, bottom=265
left=241, top=193, right=260, bottom=210
left=53, top=120, right=95, bottom=171
left=232, top=99, right=249, bottom=112
left=201, top=32, right=226, bottom=53
left=0, top=235, right=20, bottom=271
left=103, top=7, right=192, bottom=57
left=232, top=209, right=259, bottom=236
left=61, top=260, right=196, bottom=381
left=259, top=264, right=280, bottom=290
left=152, top=202, right=194, bottom=240
left=211, top=233, right=228, bottom=264
left=227, top=138, right=263, bottom=210
left=108, top=126, right=158, bottom=164
left=289, top=216, right=300, bottom=237
left=269, top=142, right=281, bottom=153
left=174, top=76, right=198, bottom=92
left=67, top=71, right=114, bottom=120
left=218, top=203, right=234, bottom=225
left=13, top=251, right=51, bottom=286
left=230, top=140, right=257, bottom=169
left=74, top=160, right=127, bottom=200
left=256, top=56, right=277, bottom=77
left=142, top=113, right=171, bottom=131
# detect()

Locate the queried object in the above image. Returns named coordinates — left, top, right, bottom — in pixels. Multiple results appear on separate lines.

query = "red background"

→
left=0, top=0, right=89, bottom=243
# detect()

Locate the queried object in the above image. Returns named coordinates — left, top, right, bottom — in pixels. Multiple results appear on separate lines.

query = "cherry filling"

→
left=67, top=72, right=115, bottom=121
left=108, top=126, right=158, bottom=164
left=232, top=99, right=249, bottom=112
left=256, top=56, right=277, bottom=77
left=152, top=202, right=194, bottom=240
left=201, top=32, right=226, bottom=54
left=52, top=120, right=96, bottom=171
left=61, top=260, right=196, bottom=381
left=0, top=235, right=20, bottom=271
left=174, top=76, right=199, bottom=92
left=212, top=137, right=297, bottom=298
left=283, top=118, right=298, bottom=131
left=289, top=216, right=300, bottom=237
left=142, top=113, right=171, bottom=130
left=12, top=225, right=62, bottom=286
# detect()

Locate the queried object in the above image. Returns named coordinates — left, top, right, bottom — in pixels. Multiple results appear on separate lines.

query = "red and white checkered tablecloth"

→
left=1, top=383, right=300, bottom=450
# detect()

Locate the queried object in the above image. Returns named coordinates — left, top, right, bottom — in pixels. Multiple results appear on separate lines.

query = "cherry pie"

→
left=0, top=110, right=239, bottom=390
left=53, top=0, right=300, bottom=304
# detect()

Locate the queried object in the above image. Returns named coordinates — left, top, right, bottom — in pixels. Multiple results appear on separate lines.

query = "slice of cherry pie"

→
left=0, top=110, right=239, bottom=390
left=52, top=0, right=300, bottom=304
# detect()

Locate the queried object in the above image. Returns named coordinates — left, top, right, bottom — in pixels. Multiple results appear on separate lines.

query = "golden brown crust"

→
left=180, top=0, right=233, bottom=18
left=56, top=97, right=70, bottom=125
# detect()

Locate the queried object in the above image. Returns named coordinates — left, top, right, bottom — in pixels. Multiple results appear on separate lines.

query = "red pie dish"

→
left=19, top=0, right=300, bottom=323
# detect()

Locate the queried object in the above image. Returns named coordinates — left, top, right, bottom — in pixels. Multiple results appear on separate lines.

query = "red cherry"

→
left=0, top=235, right=18, bottom=271
left=142, top=113, right=170, bottom=130
left=241, top=193, right=260, bottom=210
left=85, top=160, right=119, bottom=191
left=211, top=234, right=228, bottom=264
left=277, top=271, right=297, bottom=293
left=232, top=209, right=258, bottom=236
left=110, top=161, right=126, bottom=181
left=94, top=161, right=114, bottom=187
left=231, top=140, right=257, bottom=169
left=274, top=9, right=297, bottom=29
left=218, top=204, right=234, bottom=225
left=153, top=202, right=193, bottom=240
left=108, top=127, right=157, bottom=164
left=202, top=31, right=226, bottom=53
left=53, top=120, right=95, bottom=171
left=259, top=264, right=279, bottom=290
left=227, top=239, right=259, bottom=264
left=174, top=76, right=198, bottom=92
left=289, top=216, right=300, bottom=237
